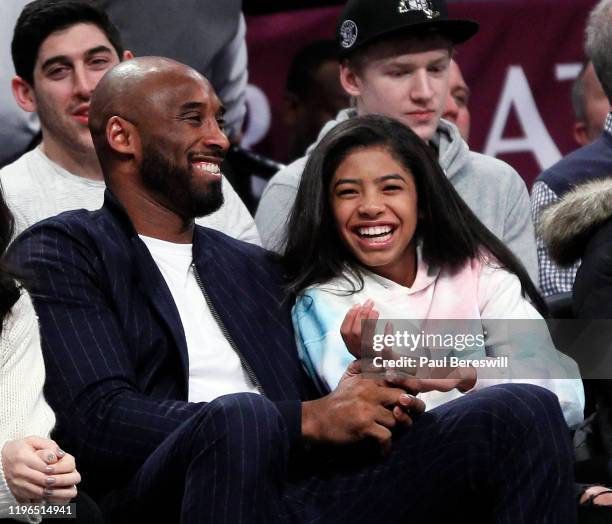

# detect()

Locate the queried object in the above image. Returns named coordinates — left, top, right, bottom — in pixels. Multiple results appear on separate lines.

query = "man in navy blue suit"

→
left=8, top=56, right=577, bottom=523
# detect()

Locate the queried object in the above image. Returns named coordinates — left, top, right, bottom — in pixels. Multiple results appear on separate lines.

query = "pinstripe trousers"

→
left=102, top=383, right=575, bottom=524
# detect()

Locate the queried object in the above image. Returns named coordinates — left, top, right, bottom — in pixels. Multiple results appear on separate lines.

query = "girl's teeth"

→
left=358, top=226, right=392, bottom=236
left=370, top=233, right=392, bottom=243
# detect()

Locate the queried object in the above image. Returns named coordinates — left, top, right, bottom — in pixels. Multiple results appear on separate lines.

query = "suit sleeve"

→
left=7, top=224, right=202, bottom=475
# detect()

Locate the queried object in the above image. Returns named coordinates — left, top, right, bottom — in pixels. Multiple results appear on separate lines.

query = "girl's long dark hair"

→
left=282, top=114, right=547, bottom=315
left=0, top=188, right=21, bottom=325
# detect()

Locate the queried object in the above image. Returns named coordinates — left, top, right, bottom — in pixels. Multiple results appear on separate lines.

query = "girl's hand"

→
left=340, top=299, right=379, bottom=359
left=1, top=436, right=80, bottom=504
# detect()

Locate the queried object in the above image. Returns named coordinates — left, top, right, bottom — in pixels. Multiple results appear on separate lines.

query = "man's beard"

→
left=140, top=146, right=224, bottom=219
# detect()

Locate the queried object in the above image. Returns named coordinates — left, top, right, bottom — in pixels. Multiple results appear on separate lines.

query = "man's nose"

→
left=410, top=70, right=434, bottom=103
left=203, top=120, right=230, bottom=153
left=73, top=65, right=96, bottom=98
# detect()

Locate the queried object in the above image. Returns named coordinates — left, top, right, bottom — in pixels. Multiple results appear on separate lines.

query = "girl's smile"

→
left=330, top=145, right=419, bottom=287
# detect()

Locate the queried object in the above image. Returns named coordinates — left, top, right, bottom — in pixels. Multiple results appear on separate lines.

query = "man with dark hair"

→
left=8, top=55, right=576, bottom=523
left=256, top=0, right=538, bottom=284
left=571, top=60, right=610, bottom=147
left=11, top=0, right=124, bottom=87
left=283, top=40, right=350, bottom=161
left=1, top=0, right=260, bottom=244
left=532, top=0, right=612, bottom=297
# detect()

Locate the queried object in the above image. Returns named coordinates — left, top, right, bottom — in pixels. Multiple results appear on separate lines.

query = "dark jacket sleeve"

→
left=574, top=219, right=612, bottom=319
left=573, top=219, right=612, bottom=456
left=8, top=223, right=204, bottom=482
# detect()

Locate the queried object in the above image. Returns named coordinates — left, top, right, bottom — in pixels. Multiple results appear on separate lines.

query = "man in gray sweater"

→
left=255, top=0, right=538, bottom=282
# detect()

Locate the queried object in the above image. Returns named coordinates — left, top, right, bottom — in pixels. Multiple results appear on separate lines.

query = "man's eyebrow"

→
left=179, top=101, right=204, bottom=111
left=41, top=45, right=113, bottom=71
left=178, top=101, right=226, bottom=116
left=84, top=45, right=114, bottom=60
left=429, top=56, right=450, bottom=66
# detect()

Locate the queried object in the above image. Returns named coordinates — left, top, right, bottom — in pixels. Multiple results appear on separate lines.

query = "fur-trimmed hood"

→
left=539, top=177, right=612, bottom=266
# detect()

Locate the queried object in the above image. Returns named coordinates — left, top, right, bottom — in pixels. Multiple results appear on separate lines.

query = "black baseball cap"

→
left=337, top=0, right=479, bottom=56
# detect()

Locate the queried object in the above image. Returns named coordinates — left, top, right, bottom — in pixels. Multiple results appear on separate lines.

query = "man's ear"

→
left=573, top=122, right=588, bottom=147
left=339, top=62, right=362, bottom=98
left=107, top=116, right=138, bottom=156
left=122, top=49, right=134, bottom=61
left=11, top=76, right=37, bottom=113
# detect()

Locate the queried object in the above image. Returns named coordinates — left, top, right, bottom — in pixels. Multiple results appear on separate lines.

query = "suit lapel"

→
left=132, top=237, right=191, bottom=391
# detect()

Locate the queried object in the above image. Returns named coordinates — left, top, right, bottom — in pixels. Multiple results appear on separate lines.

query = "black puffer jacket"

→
left=540, top=177, right=612, bottom=461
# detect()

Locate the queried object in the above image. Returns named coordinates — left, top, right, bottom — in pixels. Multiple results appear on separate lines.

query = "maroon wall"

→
left=245, top=0, right=598, bottom=187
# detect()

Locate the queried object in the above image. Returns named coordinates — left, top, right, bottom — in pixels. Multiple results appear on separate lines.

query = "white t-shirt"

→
left=0, top=147, right=261, bottom=245
left=140, top=234, right=259, bottom=402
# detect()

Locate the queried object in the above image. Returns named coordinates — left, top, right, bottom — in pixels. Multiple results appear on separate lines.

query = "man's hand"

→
left=302, top=367, right=425, bottom=455
left=1, top=436, right=80, bottom=504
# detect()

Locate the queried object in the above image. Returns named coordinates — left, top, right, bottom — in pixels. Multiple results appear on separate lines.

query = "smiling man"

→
left=256, top=0, right=537, bottom=282
left=1, top=0, right=259, bottom=244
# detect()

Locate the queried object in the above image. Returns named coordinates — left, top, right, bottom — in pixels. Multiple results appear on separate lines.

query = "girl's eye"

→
left=383, top=184, right=402, bottom=192
left=337, top=188, right=358, bottom=197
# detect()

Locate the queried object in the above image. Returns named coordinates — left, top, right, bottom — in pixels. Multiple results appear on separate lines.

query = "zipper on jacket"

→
left=191, top=262, right=265, bottom=396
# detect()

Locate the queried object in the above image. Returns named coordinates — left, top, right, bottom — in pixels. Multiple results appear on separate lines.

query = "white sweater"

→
left=0, top=147, right=261, bottom=246
left=0, top=289, right=55, bottom=522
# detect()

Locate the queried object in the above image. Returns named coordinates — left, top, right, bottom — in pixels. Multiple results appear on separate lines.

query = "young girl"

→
left=282, top=114, right=583, bottom=428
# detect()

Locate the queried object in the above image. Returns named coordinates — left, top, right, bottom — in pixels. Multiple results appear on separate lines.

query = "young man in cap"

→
left=2, top=0, right=259, bottom=244
left=256, top=0, right=537, bottom=282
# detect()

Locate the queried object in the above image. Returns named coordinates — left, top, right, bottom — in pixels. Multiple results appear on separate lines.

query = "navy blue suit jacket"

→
left=536, top=130, right=612, bottom=196
left=8, top=191, right=317, bottom=495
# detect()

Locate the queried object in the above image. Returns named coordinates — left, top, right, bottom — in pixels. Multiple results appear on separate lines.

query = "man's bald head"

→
left=87, top=56, right=229, bottom=221
left=89, top=56, right=209, bottom=162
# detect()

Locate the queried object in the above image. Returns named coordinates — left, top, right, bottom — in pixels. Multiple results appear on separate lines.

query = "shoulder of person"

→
left=0, top=287, right=38, bottom=353
left=537, top=136, right=612, bottom=184
left=264, top=155, right=309, bottom=193
left=0, top=150, right=37, bottom=193
left=195, top=225, right=281, bottom=265
left=466, top=151, right=523, bottom=182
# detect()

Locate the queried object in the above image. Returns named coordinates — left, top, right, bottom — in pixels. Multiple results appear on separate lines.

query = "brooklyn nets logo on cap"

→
left=398, top=0, right=440, bottom=19
left=340, top=19, right=358, bottom=48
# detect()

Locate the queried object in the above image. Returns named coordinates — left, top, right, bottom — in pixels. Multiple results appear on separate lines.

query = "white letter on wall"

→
left=484, top=66, right=561, bottom=170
